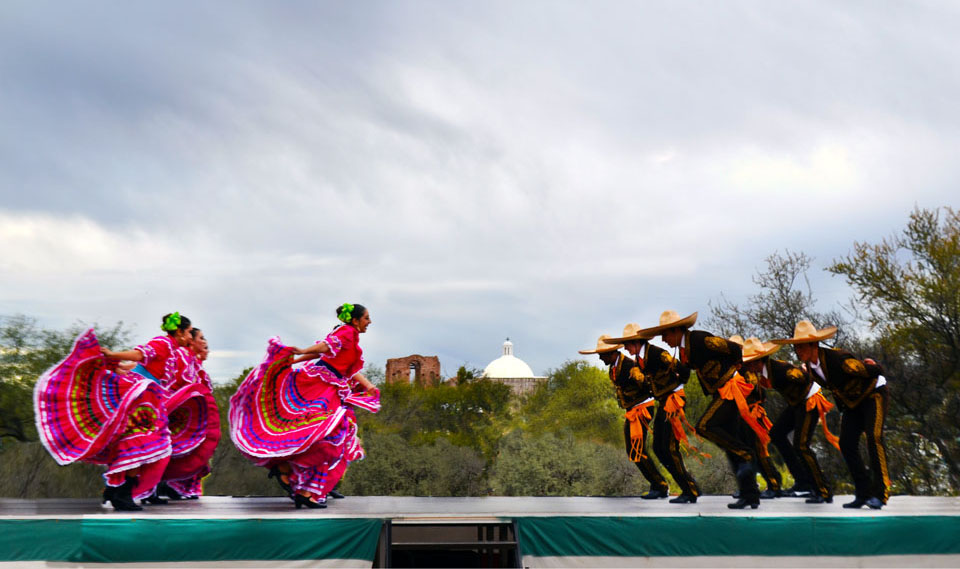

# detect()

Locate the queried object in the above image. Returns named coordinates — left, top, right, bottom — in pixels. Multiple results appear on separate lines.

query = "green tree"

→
left=829, top=206, right=960, bottom=493
left=521, top=360, right=621, bottom=445
left=341, top=433, right=486, bottom=497
left=489, top=430, right=646, bottom=496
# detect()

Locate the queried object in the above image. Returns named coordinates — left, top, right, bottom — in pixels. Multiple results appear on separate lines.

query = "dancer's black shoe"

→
left=109, top=479, right=143, bottom=511
left=158, top=482, right=184, bottom=501
left=759, top=489, right=779, bottom=499
left=805, top=495, right=833, bottom=504
left=640, top=489, right=668, bottom=500
left=728, top=498, right=760, bottom=509
left=842, top=497, right=866, bottom=509
left=865, top=497, right=884, bottom=510
left=669, top=494, right=697, bottom=504
left=268, top=466, right=292, bottom=495
left=141, top=490, right=168, bottom=505
left=328, top=489, right=345, bottom=499
left=293, top=494, right=326, bottom=509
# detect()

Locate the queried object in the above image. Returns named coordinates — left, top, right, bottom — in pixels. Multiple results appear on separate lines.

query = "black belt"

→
left=314, top=359, right=344, bottom=379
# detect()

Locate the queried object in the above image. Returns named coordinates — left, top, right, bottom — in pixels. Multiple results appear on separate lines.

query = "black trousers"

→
left=770, top=402, right=832, bottom=499
left=624, top=413, right=668, bottom=492
left=652, top=402, right=700, bottom=497
left=697, top=396, right=759, bottom=501
left=754, top=430, right=782, bottom=492
left=839, top=386, right=890, bottom=503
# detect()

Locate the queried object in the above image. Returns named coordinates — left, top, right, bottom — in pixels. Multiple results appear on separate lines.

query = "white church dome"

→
left=483, top=338, right=536, bottom=379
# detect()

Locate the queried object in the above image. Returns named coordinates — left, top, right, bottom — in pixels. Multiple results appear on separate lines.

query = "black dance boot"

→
left=141, top=489, right=168, bottom=505
left=640, top=488, right=668, bottom=500
left=158, top=482, right=184, bottom=501
left=268, top=466, right=293, bottom=495
left=110, top=479, right=143, bottom=512
left=728, top=497, right=760, bottom=509
left=102, top=484, right=115, bottom=505
left=669, top=494, right=697, bottom=504
left=805, top=494, right=833, bottom=504
left=293, top=494, right=326, bottom=509
left=842, top=497, right=867, bottom=509
left=328, top=489, right=346, bottom=499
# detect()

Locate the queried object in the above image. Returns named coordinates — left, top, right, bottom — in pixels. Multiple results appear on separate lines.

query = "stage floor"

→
left=2, top=494, right=958, bottom=519
left=3, top=496, right=960, bottom=567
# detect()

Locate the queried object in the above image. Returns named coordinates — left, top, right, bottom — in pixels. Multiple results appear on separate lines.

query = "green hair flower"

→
left=338, top=303, right=355, bottom=323
left=162, top=312, right=182, bottom=332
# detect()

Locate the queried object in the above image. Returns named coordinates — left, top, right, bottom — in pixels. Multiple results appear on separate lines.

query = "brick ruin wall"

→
left=385, top=355, right=442, bottom=387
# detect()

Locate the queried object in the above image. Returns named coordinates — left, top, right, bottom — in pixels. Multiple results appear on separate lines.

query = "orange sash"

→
left=805, top=391, right=841, bottom=451
left=718, top=373, right=771, bottom=447
left=748, top=402, right=774, bottom=457
left=625, top=400, right=655, bottom=461
left=663, top=389, right=711, bottom=459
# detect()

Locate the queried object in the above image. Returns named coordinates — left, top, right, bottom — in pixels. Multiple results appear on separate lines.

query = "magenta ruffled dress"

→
left=230, top=325, right=380, bottom=501
left=34, top=330, right=172, bottom=499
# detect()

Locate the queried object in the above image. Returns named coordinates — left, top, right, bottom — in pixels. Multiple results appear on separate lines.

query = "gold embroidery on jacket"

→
left=700, top=361, right=721, bottom=380
left=841, top=358, right=867, bottom=377
left=704, top=336, right=730, bottom=353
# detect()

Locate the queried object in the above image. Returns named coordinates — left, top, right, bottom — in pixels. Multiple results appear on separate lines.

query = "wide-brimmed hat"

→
left=738, top=336, right=781, bottom=362
left=606, top=323, right=655, bottom=343
left=578, top=334, right=623, bottom=354
left=770, top=321, right=837, bottom=345
left=637, top=310, right=698, bottom=336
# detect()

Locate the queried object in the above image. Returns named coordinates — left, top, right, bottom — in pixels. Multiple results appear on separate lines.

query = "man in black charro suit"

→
left=772, top=321, right=889, bottom=509
left=579, top=333, right=669, bottom=500
left=639, top=310, right=762, bottom=509
left=606, top=323, right=700, bottom=503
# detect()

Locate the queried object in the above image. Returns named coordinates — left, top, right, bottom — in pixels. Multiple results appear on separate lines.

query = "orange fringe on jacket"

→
left=748, top=401, right=774, bottom=457
left=663, top=389, right=711, bottom=459
left=717, top=374, right=771, bottom=447
left=625, top=400, right=655, bottom=461
left=806, top=390, right=841, bottom=451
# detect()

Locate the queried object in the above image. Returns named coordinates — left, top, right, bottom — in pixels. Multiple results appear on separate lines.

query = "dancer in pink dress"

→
left=33, top=315, right=190, bottom=511
left=230, top=303, right=380, bottom=509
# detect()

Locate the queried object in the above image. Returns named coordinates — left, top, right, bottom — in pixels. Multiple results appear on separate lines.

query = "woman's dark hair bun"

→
left=161, top=313, right=192, bottom=333
left=335, top=303, right=367, bottom=323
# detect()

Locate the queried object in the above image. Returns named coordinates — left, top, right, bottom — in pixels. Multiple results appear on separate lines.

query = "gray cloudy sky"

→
left=2, top=1, right=958, bottom=381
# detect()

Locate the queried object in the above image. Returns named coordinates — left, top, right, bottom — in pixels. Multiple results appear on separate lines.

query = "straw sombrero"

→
left=578, top=334, right=623, bottom=354
left=738, top=336, right=781, bottom=362
left=770, top=321, right=837, bottom=345
left=606, top=323, right=655, bottom=343
left=637, top=310, right=698, bottom=336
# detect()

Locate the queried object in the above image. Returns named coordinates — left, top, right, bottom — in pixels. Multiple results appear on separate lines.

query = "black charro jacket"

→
left=609, top=352, right=655, bottom=410
left=813, top=347, right=884, bottom=408
left=682, top=330, right=743, bottom=395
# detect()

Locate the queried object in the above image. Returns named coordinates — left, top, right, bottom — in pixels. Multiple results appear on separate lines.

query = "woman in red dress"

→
left=230, top=303, right=380, bottom=508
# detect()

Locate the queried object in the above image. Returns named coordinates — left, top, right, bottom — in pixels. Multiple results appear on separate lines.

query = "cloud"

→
left=1, top=2, right=959, bottom=380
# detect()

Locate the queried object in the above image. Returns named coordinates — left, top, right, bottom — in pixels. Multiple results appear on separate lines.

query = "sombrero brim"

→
left=770, top=326, right=837, bottom=345
left=578, top=345, right=621, bottom=355
left=605, top=331, right=654, bottom=343
left=743, top=344, right=782, bottom=362
left=637, top=312, right=698, bottom=337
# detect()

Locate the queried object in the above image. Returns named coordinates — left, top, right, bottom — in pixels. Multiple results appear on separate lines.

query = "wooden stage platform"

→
left=3, top=495, right=959, bottom=567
